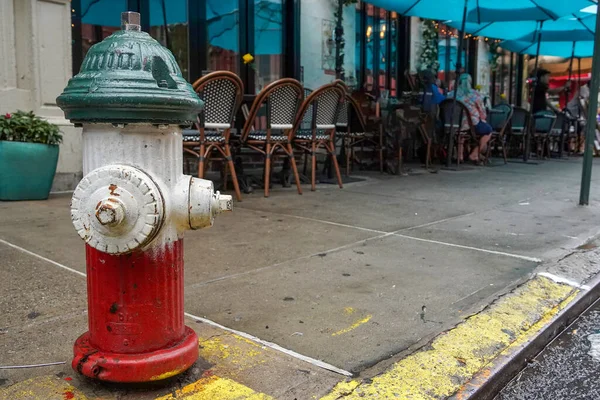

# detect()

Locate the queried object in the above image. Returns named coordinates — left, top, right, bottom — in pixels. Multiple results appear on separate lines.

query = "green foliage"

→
left=419, top=19, right=439, bottom=72
left=334, top=0, right=358, bottom=80
left=0, top=111, right=62, bottom=145
left=489, top=41, right=501, bottom=71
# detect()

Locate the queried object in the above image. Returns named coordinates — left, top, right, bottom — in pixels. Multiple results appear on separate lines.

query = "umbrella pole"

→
left=445, top=0, right=469, bottom=168
left=560, top=42, right=576, bottom=159
left=161, top=0, right=171, bottom=50
left=523, top=21, right=543, bottom=162
left=579, top=13, right=600, bottom=205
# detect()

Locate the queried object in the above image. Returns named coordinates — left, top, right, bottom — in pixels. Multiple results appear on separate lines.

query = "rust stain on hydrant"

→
left=108, top=184, right=120, bottom=196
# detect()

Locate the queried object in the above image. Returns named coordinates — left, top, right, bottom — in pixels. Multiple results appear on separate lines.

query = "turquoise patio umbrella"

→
left=366, top=0, right=596, bottom=167
left=447, top=11, right=596, bottom=41
left=365, top=0, right=595, bottom=23
left=500, top=40, right=594, bottom=59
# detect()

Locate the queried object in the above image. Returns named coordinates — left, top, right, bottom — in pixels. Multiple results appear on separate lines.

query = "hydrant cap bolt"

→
left=96, top=199, right=125, bottom=226
left=121, top=11, right=141, bottom=31
left=71, top=165, right=164, bottom=254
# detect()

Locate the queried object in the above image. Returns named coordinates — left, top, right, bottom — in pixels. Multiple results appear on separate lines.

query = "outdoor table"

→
left=381, top=93, right=425, bottom=175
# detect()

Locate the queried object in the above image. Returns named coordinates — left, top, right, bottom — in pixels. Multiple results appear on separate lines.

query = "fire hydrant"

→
left=56, top=12, right=232, bottom=382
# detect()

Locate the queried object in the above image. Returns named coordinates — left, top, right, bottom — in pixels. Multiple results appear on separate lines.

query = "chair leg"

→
left=264, top=143, right=272, bottom=198
left=225, top=144, right=242, bottom=202
left=346, top=139, right=351, bottom=176
left=379, top=137, right=384, bottom=173
left=426, top=140, right=431, bottom=169
left=287, top=144, right=303, bottom=195
left=311, top=141, right=317, bottom=191
left=360, top=141, right=365, bottom=170
left=501, top=135, right=508, bottom=164
left=329, top=141, right=343, bottom=189
left=303, top=151, right=308, bottom=176
left=223, top=162, right=229, bottom=191
left=198, top=143, right=206, bottom=178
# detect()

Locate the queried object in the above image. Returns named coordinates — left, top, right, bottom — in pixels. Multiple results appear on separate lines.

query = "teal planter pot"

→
left=0, top=141, right=59, bottom=201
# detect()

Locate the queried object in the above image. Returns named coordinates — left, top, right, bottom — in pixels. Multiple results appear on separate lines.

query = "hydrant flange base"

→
left=73, top=327, right=199, bottom=382
left=71, top=165, right=164, bottom=254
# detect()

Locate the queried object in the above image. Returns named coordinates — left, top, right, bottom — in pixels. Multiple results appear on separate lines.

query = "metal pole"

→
left=523, top=21, right=543, bottom=163
left=509, top=52, right=514, bottom=104
left=160, top=0, right=170, bottom=49
left=445, top=0, right=468, bottom=168
left=579, top=13, right=600, bottom=205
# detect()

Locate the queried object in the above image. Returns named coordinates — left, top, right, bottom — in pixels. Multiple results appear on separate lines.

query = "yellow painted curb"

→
left=322, top=276, right=578, bottom=400
left=155, top=375, right=273, bottom=400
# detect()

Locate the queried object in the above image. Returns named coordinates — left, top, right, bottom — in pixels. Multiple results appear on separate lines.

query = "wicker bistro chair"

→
left=486, top=104, right=513, bottom=163
left=337, top=95, right=384, bottom=175
left=548, top=111, right=573, bottom=156
left=292, top=83, right=345, bottom=191
left=507, top=106, right=531, bottom=159
left=241, top=78, right=304, bottom=198
left=531, top=110, right=557, bottom=159
left=439, top=99, right=478, bottom=165
left=184, top=71, right=243, bottom=201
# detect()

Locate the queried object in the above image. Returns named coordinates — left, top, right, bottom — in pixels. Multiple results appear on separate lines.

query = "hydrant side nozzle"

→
left=213, top=192, right=233, bottom=214
left=187, top=177, right=233, bottom=230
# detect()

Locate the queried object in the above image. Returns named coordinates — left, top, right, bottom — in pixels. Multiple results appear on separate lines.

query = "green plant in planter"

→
left=0, top=111, right=62, bottom=145
left=0, top=111, right=63, bottom=201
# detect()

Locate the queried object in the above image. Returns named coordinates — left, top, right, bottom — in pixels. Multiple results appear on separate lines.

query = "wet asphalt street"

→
left=497, top=299, right=600, bottom=400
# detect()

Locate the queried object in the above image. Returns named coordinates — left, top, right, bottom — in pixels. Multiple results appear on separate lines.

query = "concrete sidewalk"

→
left=2, top=158, right=600, bottom=399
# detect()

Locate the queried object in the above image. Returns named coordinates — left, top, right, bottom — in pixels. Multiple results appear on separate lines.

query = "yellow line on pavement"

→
left=331, top=315, right=372, bottom=337
left=322, top=276, right=578, bottom=399
left=155, top=375, right=272, bottom=400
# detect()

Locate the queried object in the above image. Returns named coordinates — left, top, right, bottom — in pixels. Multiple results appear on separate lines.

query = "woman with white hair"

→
left=451, top=73, right=493, bottom=164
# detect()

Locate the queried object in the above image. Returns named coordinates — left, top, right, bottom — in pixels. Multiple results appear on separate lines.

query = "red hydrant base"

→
left=72, top=326, right=199, bottom=382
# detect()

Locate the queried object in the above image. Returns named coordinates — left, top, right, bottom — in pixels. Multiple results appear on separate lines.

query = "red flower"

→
left=4, top=113, right=10, bottom=119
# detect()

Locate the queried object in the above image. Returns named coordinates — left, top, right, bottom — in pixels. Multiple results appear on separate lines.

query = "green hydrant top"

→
left=57, top=12, right=203, bottom=125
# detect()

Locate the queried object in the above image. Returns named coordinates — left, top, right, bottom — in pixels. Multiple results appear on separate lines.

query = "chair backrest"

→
left=552, top=112, right=565, bottom=133
left=192, top=71, right=243, bottom=129
left=332, top=80, right=350, bottom=128
left=488, top=104, right=513, bottom=132
left=439, top=99, right=475, bottom=133
left=533, top=110, right=557, bottom=133
left=405, top=70, right=418, bottom=92
left=242, top=78, right=304, bottom=140
left=510, top=106, right=531, bottom=131
left=301, top=88, right=314, bottom=129
left=345, top=94, right=369, bottom=134
left=293, top=83, right=344, bottom=136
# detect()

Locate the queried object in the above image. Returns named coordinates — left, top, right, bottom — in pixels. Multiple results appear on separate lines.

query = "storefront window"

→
left=207, top=0, right=240, bottom=74
left=355, top=1, right=363, bottom=85
left=149, top=0, right=189, bottom=80
left=254, top=0, right=283, bottom=92
left=80, top=0, right=126, bottom=59
left=378, top=9, right=387, bottom=92
left=390, top=12, right=397, bottom=97
left=365, top=4, right=374, bottom=91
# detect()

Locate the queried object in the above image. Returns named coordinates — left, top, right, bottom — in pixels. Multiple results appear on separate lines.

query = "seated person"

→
left=566, top=83, right=590, bottom=153
left=450, top=73, right=493, bottom=164
left=421, top=69, right=445, bottom=110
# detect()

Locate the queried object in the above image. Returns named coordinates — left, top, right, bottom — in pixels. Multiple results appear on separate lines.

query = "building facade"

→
left=1, top=0, right=517, bottom=192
